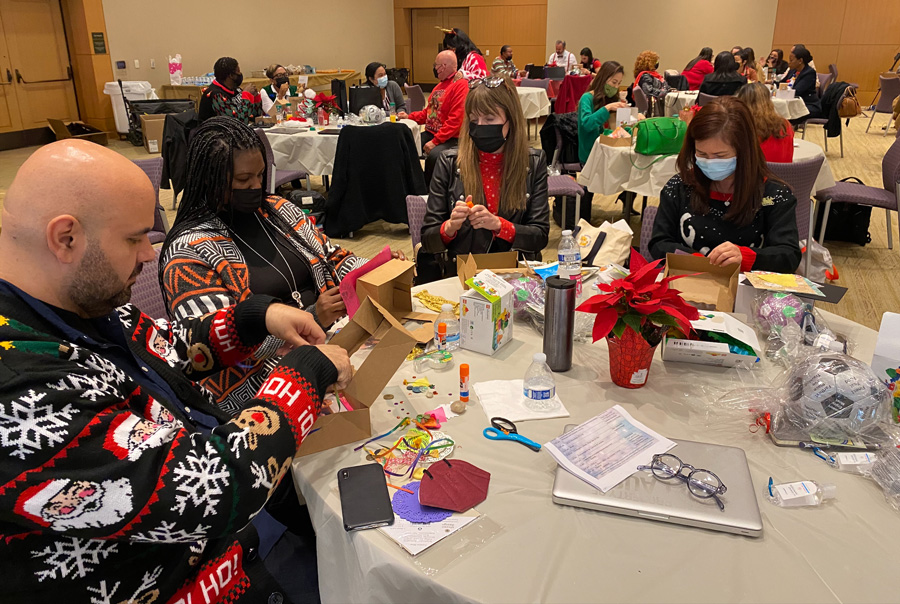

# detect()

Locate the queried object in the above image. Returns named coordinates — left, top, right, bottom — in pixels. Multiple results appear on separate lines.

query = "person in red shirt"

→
left=417, top=76, right=550, bottom=283
left=736, top=82, right=794, bottom=162
left=398, top=50, right=469, bottom=185
left=682, top=47, right=714, bottom=90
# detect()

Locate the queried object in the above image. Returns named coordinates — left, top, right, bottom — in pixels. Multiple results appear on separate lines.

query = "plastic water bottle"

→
left=434, top=304, right=460, bottom=351
left=557, top=230, right=583, bottom=297
left=523, top=353, right=560, bottom=412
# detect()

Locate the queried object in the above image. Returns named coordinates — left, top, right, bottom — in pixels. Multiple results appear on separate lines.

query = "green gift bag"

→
left=633, top=117, right=686, bottom=156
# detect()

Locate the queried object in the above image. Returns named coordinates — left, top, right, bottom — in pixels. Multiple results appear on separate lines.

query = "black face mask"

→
left=232, top=71, right=244, bottom=89
left=433, top=66, right=440, bottom=79
left=469, top=123, right=506, bottom=153
left=229, top=188, right=263, bottom=214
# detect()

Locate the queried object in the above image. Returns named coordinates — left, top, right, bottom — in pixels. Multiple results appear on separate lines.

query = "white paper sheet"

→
left=543, top=405, right=675, bottom=493
left=378, top=509, right=480, bottom=556
left=473, top=379, right=570, bottom=422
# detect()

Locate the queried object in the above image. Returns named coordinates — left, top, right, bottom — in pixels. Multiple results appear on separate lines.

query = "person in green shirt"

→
left=577, top=60, right=630, bottom=164
left=261, top=63, right=298, bottom=115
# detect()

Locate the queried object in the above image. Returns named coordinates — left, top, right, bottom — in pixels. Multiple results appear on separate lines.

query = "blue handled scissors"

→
left=483, top=417, right=541, bottom=452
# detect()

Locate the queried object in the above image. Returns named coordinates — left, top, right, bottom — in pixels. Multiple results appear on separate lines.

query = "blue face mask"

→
left=376, top=75, right=388, bottom=89
left=695, top=156, right=737, bottom=181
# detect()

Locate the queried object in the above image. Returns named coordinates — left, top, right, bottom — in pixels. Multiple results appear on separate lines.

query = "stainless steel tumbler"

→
left=543, top=276, right=576, bottom=371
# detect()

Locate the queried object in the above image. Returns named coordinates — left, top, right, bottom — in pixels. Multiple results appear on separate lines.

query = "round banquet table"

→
left=663, top=90, right=810, bottom=121
left=291, top=277, right=895, bottom=604
left=577, top=137, right=836, bottom=211
left=516, top=86, right=551, bottom=119
left=263, top=119, right=421, bottom=177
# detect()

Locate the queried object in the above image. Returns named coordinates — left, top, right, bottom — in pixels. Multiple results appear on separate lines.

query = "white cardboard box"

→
left=662, top=311, right=761, bottom=368
left=460, top=269, right=514, bottom=356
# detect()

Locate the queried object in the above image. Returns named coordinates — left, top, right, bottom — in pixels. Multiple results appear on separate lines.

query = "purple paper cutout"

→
left=390, top=481, right=452, bottom=524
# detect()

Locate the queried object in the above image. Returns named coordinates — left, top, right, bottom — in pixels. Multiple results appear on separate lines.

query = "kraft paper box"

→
left=356, top=258, right=434, bottom=343
left=662, top=311, right=761, bottom=368
left=598, top=134, right=631, bottom=147
left=460, top=269, right=514, bottom=356
left=664, top=254, right=739, bottom=312
left=456, top=252, right=522, bottom=288
left=139, top=114, right=166, bottom=154
left=296, top=298, right=417, bottom=457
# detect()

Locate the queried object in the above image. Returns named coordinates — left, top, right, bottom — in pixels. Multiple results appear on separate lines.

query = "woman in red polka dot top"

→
left=418, top=76, right=550, bottom=283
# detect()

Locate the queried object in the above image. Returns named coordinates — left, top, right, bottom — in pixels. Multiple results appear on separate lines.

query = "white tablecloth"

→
left=292, top=277, right=893, bottom=604
left=264, top=119, right=421, bottom=177
left=578, top=137, right=835, bottom=199
left=663, top=91, right=809, bottom=120
left=516, top=87, right=551, bottom=120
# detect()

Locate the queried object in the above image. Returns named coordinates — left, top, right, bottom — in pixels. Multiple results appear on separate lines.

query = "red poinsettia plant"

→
left=577, top=249, right=700, bottom=346
left=312, top=92, right=340, bottom=115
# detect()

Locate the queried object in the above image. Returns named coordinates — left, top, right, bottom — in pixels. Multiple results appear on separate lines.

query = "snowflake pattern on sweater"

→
left=0, top=291, right=335, bottom=603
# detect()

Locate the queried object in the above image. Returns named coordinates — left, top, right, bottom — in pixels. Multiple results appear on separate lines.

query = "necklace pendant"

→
left=291, top=291, right=303, bottom=305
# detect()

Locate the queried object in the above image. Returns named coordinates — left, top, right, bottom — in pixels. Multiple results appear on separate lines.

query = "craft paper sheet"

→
left=378, top=508, right=480, bottom=556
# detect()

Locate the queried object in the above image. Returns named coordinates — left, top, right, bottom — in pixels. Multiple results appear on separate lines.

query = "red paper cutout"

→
left=418, top=459, right=490, bottom=513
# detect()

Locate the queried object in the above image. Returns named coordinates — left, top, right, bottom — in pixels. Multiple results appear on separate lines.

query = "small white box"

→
left=775, top=88, right=796, bottom=100
left=460, top=269, right=514, bottom=356
left=662, top=311, right=761, bottom=368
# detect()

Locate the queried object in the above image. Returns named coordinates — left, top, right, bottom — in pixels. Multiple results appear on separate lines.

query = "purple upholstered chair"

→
left=814, top=134, right=900, bottom=249
left=768, top=156, right=825, bottom=276
left=548, top=174, right=586, bottom=231
left=633, top=86, right=650, bottom=115
left=551, top=125, right=583, bottom=174
left=404, top=84, right=426, bottom=114
left=800, top=72, right=843, bottom=157
left=406, top=194, right=428, bottom=250
left=866, top=75, right=900, bottom=136
left=132, top=157, right=168, bottom=244
left=639, top=205, right=658, bottom=262
left=697, top=92, right=717, bottom=107
left=129, top=248, right=168, bottom=320
left=255, top=128, right=310, bottom=193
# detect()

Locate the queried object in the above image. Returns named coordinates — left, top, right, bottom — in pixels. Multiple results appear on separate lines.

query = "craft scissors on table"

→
left=483, top=417, right=541, bottom=452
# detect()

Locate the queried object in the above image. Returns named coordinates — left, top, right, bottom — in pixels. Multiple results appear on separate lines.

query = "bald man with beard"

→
left=397, top=49, right=469, bottom=185
left=0, top=140, right=352, bottom=603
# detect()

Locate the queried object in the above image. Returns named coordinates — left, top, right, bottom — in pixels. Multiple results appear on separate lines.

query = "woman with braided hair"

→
left=160, top=117, right=402, bottom=413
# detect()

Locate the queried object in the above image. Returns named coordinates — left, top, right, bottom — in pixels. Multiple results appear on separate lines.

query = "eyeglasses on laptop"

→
left=637, top=453, right=727, bottom=511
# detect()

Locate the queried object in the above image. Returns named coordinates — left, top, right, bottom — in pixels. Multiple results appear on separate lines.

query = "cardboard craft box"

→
left=598, top=134, right=632, bottom=148
left=139, top=114, right=167, bottom=153
left=296, top=298, right=417, bottom=457
left=662, top=311, right=761, bottom=368
left=460, top=269, right=514, bottom=356
left=47, top=118, right=108, bottom=146
left=456, top=252, right=524, bottom=288
left=664, top=254, right=739, bottom=312
left=355, top=258, right=435, bottom=343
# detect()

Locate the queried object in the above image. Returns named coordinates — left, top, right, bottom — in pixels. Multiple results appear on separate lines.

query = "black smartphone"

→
left=338, top=463, right=394, bottom=531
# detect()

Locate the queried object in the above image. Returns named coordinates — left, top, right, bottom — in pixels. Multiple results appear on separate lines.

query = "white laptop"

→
left=552, top=434, right=763, bottom=538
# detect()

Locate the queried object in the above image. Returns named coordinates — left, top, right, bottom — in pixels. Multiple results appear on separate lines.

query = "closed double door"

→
left=411, top=7, right=469, bottom=85
left=0, top=0, right=78, bottom=134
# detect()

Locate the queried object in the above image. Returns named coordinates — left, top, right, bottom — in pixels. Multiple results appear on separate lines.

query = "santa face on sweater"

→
left=147, top=328, right=180, bottom=365
left=17, top=477, right=132, bottom=530
left=104, top=413, right=180, bottom=461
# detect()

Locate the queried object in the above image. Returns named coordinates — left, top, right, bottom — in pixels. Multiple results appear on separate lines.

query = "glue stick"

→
left=437, top=322, right=447, bottom=350
left=460, top=364, right=470, bottom=402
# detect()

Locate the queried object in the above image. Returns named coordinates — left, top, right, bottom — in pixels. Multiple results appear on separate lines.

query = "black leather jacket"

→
left=421, top=148, right=550, bottom=258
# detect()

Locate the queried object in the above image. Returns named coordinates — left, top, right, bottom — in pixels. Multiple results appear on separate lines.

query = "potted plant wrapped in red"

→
left=577, top=249, right=699, bottom=388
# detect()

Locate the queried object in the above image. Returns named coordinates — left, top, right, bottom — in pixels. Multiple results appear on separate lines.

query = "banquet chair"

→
left=132, top=157, right=168, bottom=244
left=800, top=73, right=843, bottom=157
left=639, top=205, right=658, bottom=262
left=404, top=84, right=426, bottom=114
left=866, top=75, right=900, bottom=136
left=548, top=174, right=586, bottom=231
left=633, top=86, right=649, bottom=115
left=813, top=134, right=900, bottom=250
left=255, top=128, right=310, bottom=193
left=521, top=78, right=550, bottom=92
left=406, top=194, right=427, bottom=251
left=129, top=248, right=168, bottom=320
left=551, top=125, right=583, bottom=174
left=697, top=92, right=717, bottom=107
left=767, top=156, right=825, bottom=276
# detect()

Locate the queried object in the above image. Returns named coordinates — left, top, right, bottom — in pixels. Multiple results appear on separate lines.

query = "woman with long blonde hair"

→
left=735, top=82, right=794, bottom=162
left=418, top=75, right=550, bottom=282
